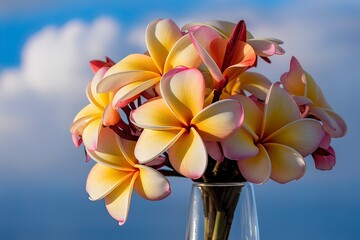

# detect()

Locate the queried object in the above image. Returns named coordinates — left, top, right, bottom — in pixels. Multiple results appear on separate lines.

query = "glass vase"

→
left=186, top=182, right=259, bottom=240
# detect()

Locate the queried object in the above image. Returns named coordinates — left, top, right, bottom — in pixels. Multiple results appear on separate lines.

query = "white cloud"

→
left=19, top=17, right=121, bottom=96
left=0, top=16, right=123, bottom=171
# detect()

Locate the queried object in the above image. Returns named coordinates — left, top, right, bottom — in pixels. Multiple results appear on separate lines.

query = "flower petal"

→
left=192, top=99, right=243, bottom=141
left=135, top=128, right=186, bottom=163
left=237, top=144, right=271, bottom=184
left=86, top=163, right=133, bottom=201
left=102, top=104, right=121, bottom=126
left=265, top=118, right=324, bottom=156
left=262, top=83, right=300, bottom=139
left=131, top=98, right=183, bottom=130
left=280, top=57, right=306, bottom=97
left=98, top=53, right=160, bottom=93
left=164, top=34, right=201, bottom=73
left=237, top=72, right=272, bottom=100
left=305, top=72, right=332, bottom=109
left=230, top=95, right=262, bottom=138
left=264, top=143, right=306, bottom=183
left=87, top=127, right=133, bottom=170
left=161, top=68, right=205, bottom=125
left=105, top=173, right=137, bottom=225
left=72, top=104, right=101, bottom=123
left=222, top=128, right=259, bottom=160
left=168, top=128, right=207, bottom=179
left=82, top=119, right=102, bottom=151
left=223, top=42, right=256, bottom=80
left=98, top=70, right=160, bottom=94
left=112, top=77, right=161, bottom=108
left=105, top=54, right=159, bottom=74
left=86, top=67, right=110, bottom=108
left=310, top=107, right=347, bottom=138
left=189, top=26, right=223, bottom=84
left=134, top=164, right=171, bottom=200
left=182, top=20, right=235, bottom=38
left=204, top=141, right=223, bottom=162
left=146, top=19, right=182, bottom=73
left=247, top=39, right=276, bottom=57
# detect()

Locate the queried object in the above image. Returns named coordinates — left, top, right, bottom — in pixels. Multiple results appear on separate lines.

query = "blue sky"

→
left=0, top=0, right=359, bottom=239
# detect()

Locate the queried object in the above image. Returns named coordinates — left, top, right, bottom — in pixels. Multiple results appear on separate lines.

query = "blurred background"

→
left=0, top=0, right=359, bottom=239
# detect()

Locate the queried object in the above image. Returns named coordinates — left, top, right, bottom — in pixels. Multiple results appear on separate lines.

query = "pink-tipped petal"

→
left=82, top=119, right=102, bottom=151
left=135, top=129, right=186, bottom=164
left=280, top=57, right=306, bottom=96
left=189, top=26, right=223, bottom=83
left=230, top=95, right=262, bottom=138
left=247, top=39, right=276, bottom=57
left=70, top=114, right=98, bottom=139
left=105, top=174, right=137, bottom=225
left=222, top=128, right=259, bottom=160
left=168, top=128, right=207, bottom=179
left=160, top=68, right=205, bottom=125
left=181, top=20, right=235, bottom=38
left=86, top=163, right=133, bottom=201
left=310, top=107, right=347, bottom=138
left=264, top=143, right=306, bottom=183
left=192, top=99, right=243, bottom=141
left=237, top=144, right=271, bottom=184
left=134, top=165, right=171, bottom=200
left=265, top=119, right=324, bottom=156
left=262, top=83, right=300, bottom=139
left=131, top=98, right=183, bottom=130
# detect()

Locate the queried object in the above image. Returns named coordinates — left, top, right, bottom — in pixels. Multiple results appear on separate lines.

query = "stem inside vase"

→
left=200, top=184, right=242, bottom=240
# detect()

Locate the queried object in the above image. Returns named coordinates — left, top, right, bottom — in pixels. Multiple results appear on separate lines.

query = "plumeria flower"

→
left=70, top=65, right=121, bottom=152
left=131, top=67, right=244, bottom=179
left=188, top=20, right=256, bottom=90
left=222, top=83, right=325, bottom=184
left=280, top=57, right=347, bottom=138
left=96, top=18, right=201, bottom=109
left=86, top=127, right=170, bottom=225
left=182, top=20, right=285, bottom=63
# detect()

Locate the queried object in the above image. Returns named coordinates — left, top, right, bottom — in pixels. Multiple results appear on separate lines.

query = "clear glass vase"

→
left=186, top=182, right=259, bottom=240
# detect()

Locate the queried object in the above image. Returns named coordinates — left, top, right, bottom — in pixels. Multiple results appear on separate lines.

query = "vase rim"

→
left=192, top=182, right=246, bottom=187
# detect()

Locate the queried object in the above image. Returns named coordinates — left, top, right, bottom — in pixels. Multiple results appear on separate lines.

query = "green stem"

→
left=212, top=211, right=226, bottom=240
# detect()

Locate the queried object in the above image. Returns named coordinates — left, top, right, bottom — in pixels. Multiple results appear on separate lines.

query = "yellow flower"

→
left=131, top=67, right=244, bottom=179
left=281, top=57, right=347, bottom=138
left=70, top=66, right=120, bottom=151
left=222, top=83, right=325, bottom=183
left=96, top=18, right=201, bottom=108
left=86, top=127, right=170, bottom=225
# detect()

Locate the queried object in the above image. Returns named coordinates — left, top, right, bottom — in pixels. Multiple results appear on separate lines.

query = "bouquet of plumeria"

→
left=70, top=18, right=347, bottom=226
